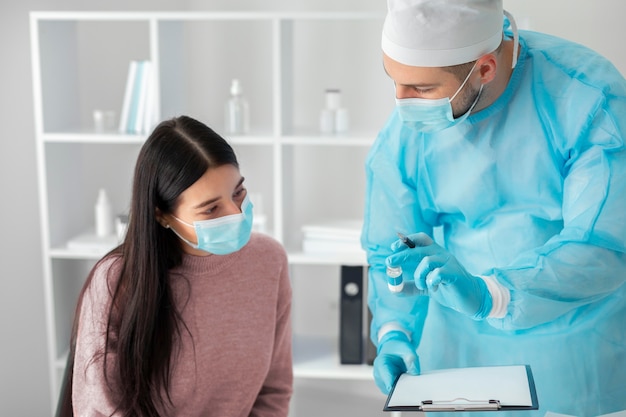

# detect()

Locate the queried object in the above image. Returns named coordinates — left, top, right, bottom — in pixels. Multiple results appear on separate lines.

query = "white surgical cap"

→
left=382, top=0, right=505, bottom=67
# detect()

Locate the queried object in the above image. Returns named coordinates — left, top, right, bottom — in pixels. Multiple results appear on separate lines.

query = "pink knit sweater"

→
left=72, top=233, right=293, bottom=416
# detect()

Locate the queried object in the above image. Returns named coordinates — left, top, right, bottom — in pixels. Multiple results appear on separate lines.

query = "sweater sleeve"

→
left=249, top=249, right=293, bottom=417
left=72, top=258, right=122, bottom=416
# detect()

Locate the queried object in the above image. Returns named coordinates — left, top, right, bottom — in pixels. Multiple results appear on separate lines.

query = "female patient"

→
left=67, top=115, right=292, bottom=416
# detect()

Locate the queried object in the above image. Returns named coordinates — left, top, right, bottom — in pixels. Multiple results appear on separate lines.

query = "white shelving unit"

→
left=30, top=11, right=395, bottom=416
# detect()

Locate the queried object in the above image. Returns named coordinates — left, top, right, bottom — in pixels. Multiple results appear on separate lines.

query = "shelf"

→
left=50, top=249, right=367, bottom=264
left=293, top=336, right=373, bottom=380
left=31, top=11, right=383, bottom=21
left=41, top=132, right=375, bottom=147
left=280, top=134, right=375, bottom=146
left=55, top=338, right=374, bottom=381
left=288, top=251, right=367, bottom=266
left=224, top=135, right=276, bottom=146
left=49, top=246, right=115, bottom=260
left=42, top=132, right=146, bottom=144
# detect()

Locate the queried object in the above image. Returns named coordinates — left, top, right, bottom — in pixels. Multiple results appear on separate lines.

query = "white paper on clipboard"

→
left=385, top=365, right=538, bottom=412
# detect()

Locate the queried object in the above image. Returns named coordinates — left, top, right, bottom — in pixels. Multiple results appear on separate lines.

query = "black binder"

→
left=339, top=265, right=364, bottom=364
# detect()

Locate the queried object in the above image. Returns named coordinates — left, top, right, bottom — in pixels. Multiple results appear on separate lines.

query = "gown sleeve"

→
left=488, top=93, right=626, bottom=330
left=361, top=112, right=432, bottom=346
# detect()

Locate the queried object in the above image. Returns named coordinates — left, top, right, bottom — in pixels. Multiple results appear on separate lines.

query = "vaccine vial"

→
left=225, top=79, right=250, bottom=135
left=386, top=265, right=404, bottom=293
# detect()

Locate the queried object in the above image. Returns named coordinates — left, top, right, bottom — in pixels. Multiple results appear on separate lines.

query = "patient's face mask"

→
left=170, top=195, right=254, bottom=255
left=395, top=61, right=482, bottom=133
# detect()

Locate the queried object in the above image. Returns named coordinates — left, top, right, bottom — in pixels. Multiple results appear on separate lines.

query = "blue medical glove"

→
left=386, top=232, right=493, bottom=320
left=373, top=331, right=420, bottom=394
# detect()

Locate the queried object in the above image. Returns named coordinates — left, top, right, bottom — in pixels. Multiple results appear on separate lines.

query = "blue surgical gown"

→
left=362, top=31, right=626, bottom=417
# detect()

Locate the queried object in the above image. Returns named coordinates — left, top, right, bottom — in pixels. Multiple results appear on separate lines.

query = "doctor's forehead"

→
left=382, top=54, right=451, bottom=87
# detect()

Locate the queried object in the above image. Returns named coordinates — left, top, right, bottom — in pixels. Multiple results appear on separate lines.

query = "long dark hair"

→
left=62, top=116, right=239, bottom=417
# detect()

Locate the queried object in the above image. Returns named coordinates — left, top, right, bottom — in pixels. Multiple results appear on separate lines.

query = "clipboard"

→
left=383, top=365, right=539, bottom=412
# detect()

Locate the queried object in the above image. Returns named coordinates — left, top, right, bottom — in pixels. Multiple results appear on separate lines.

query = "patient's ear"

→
left=155, top=207, right=169, bottom=228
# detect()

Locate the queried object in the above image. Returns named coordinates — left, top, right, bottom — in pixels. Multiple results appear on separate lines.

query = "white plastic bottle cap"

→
left=231, top=79, right=242, bottom=95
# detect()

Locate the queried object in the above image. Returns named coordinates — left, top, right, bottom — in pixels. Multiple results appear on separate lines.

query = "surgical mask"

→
left=169, top=195, right=254, bottom=255
left=395, top=61, right=482, bottom=133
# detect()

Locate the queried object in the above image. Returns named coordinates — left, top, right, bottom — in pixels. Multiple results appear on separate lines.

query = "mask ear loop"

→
left=449, top=60, right=479, bottom=103
left=504, top=10, right=519, bottom=69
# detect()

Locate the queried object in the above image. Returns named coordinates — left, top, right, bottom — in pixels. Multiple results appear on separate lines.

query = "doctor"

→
left=362, top=0, right=626, bottom=415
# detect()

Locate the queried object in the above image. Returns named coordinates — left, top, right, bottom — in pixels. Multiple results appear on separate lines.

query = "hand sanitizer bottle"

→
left=95, top=188, right=113, bottom=237
left=225, top=79, right=250, bottom=135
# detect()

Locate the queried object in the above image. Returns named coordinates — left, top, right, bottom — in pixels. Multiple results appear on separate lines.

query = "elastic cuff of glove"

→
left=479, top=275, right=510, bottom=318
left=377, top=323, right=411, bottom=346
left=471, top=278, right=493, bottom=320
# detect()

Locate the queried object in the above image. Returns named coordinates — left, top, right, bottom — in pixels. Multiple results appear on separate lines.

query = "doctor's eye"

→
left=414, top=86, right=433, bottom=94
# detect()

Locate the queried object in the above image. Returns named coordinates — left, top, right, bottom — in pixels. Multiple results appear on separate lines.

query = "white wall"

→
left=1, top=0, right=625, bottom=415
left=504, top=0, right=626, bottom=75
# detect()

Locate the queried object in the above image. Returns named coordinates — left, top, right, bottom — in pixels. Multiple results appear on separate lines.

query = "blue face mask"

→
left=395, top=61, right=482, bottom=133
left=170, top=195, right=254, bottom=255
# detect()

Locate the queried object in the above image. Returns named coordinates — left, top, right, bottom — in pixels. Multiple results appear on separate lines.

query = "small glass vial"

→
left=225, top=79, right=250, bottom=135
left=386, top=265, right=404, bottom=293
left=93, top=110, right=116, bottom=133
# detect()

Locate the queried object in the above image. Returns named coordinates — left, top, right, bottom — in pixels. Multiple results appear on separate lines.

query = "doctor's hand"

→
left=386, top=232, right=493, bottom=320
left=373, top=331, right=420, bottom=394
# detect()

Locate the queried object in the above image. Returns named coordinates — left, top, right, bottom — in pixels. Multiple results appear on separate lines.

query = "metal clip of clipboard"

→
left=421, top=398, right=501, bottom=411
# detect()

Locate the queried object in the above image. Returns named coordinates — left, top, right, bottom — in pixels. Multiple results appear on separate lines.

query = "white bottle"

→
left=225, top=79, right=250, bottom=135
left=95, top=188, right=113, bottom=237
left=320, top=89, right=339, bottom=134
left=320, top=89, right=349, bottom=134
left=335, top=107, right=350, bottom=133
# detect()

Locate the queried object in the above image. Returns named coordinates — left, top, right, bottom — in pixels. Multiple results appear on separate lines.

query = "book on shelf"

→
left=142, top=65, right=156, bottom=135
left=118, top=60, right=156, bottom=135
left=118, top=60, right=137, bottom=133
